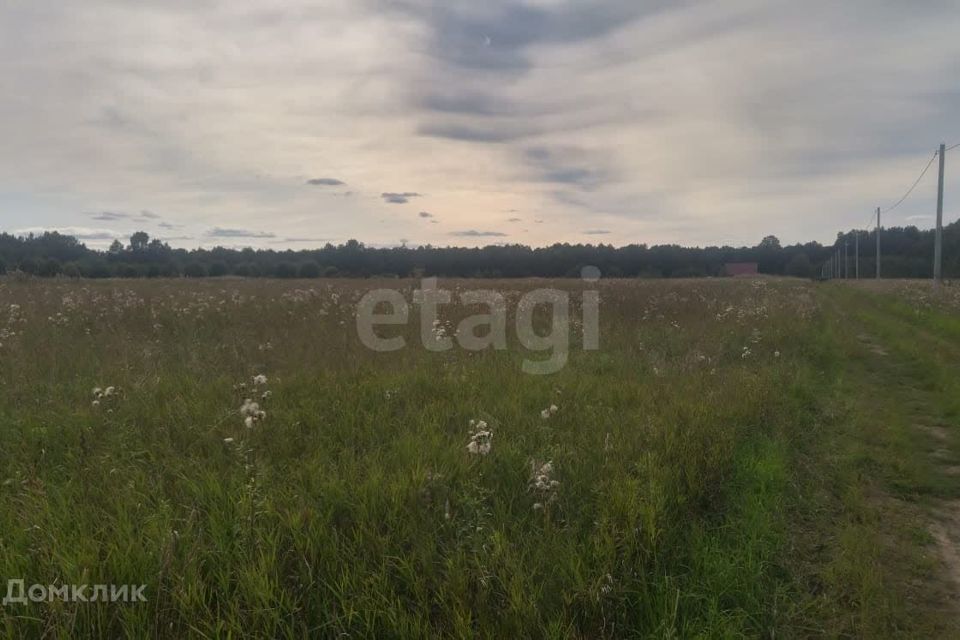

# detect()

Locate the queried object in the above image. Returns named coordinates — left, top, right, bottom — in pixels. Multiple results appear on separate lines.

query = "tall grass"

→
left=0, top=277, right=829, bottom=637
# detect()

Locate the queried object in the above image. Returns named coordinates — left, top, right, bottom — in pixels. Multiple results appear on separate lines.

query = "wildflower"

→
left=466, top=420, right=493, bottom=456
left=431, top=318, right=447, bottom=340
left=252, top=374, right=267, bottom=386
left=223, top=437, right=235, bottom=444
left=540, top=404, right=559, bottom=419
left=240, top=398, right=266, bottom=427
left=529, top=459, right=560, bottom=509
left=91, top=385, right=119, bottom=408
left=774, top=350, right=781, bottom=358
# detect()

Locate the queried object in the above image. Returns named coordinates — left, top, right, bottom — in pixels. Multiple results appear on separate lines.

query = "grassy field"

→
left=0, top=276, right=958, bottom=638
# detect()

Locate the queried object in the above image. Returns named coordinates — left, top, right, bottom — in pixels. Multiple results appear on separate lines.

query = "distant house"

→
left=724, top=262, right=759, bottom=277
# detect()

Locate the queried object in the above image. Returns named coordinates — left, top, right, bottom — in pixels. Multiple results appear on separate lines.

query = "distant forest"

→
left=1, top=221, right=959, bottom=279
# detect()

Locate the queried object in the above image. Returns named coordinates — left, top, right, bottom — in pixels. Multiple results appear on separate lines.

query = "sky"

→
left=2, top=0, right=960, bottom=250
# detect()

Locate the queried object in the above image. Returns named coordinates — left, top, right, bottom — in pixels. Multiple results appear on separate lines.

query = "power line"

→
left=947, top=141, right=960, bottom=152
left=880, top=150, right=939, bottom=215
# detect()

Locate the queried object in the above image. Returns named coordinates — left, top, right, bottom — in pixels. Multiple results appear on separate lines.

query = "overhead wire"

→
left=833, top=144, right=949, bottom=273
left=879, top=150, right=939, bottom=216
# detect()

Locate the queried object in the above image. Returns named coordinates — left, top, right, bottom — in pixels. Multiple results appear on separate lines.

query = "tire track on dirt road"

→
left=835, top=287, right=960, bottom=619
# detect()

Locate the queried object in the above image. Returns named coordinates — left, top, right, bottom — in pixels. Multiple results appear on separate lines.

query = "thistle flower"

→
left=91, top=385, right=118, bottom=407
left=240, top=398, right=266, bottom=427
left=540, top=404, right=559, bottom=419
left=466, top=420, right=493, bottom=456
left=529, top=459, right=560, bottom=509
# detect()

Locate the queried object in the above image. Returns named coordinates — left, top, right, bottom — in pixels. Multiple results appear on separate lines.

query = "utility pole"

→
left=935, top=143, right=945, bottom=285
left=844, top=238, right=848, bottom=279
left=855, top=231, right=860, bottom=279
left=876, top=207, right=881, bottom=279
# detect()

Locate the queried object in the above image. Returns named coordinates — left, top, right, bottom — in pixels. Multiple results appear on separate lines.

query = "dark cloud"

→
left=381, top=192, right=422, bottom=204
left=158, top=221, right=178, bottom=229
left=418, top=211, right=434, bottom=218
left=507, top=217, right=522, bottom=222
left=418, top=122, right=533, bottom=143
left=88, top=211, right=129, bottom=221
left=87, top=209, right=164, bottom=222
left=526, top=146, right=605, bottom=187
left=206, top=227, right=277, bottom=239
left=306, top=178, right=346, bottom=186
left=583, top=229, right=611, bottom=235
left=385, top=0, right=663, bottom=73
left=450, top=230, right=508, bottom=237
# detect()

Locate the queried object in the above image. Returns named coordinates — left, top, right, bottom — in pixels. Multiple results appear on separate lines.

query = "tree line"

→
left=1, top=222, right=958, bottom=279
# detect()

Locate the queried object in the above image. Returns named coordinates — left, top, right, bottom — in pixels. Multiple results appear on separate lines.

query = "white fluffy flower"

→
left=529, top=459, right=560, bottom=509
left=540, top=405, right=558, bottom=419
left=240, top=398, right=266, bottom=427
left=252, top=374, right=268, bottom=386
left=466, top=421, right=493, bottom=456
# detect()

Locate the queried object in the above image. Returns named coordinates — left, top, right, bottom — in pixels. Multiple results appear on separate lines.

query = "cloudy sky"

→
left=2, top=0, right=959, bottom=250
